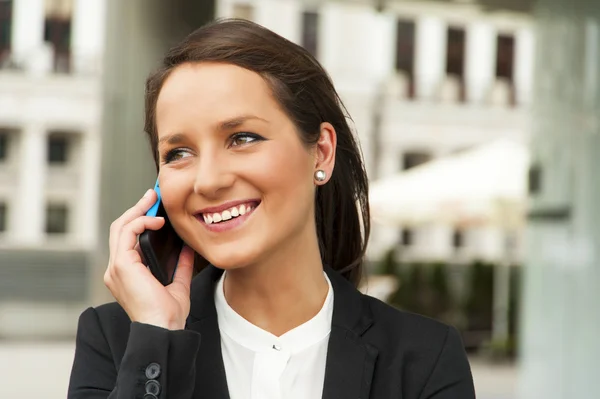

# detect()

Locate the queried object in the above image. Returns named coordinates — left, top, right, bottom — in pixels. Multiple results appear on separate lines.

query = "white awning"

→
left=369, top=139, right=529, bottom=228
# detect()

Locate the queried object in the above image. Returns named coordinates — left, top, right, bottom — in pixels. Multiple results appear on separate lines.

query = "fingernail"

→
left=143, top=189, right=153, bottom=198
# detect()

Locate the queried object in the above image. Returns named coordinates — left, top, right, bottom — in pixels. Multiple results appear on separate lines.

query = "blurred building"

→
left=0, top=0, right=534, bottom=336
left=0, top=0, right=105, bottom=337
left=217, top=0, right=534, bottom=264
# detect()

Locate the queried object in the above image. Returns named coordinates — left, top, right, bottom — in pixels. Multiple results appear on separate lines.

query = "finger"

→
left=109, top=189, right=157, bottom=252
left=114, top=216, right=165, bottom=262
left=125, top=189, right=159, bottom=221
left=170, top=245, right=195, bottom=289
left=134, top=242, right=143, bottom=258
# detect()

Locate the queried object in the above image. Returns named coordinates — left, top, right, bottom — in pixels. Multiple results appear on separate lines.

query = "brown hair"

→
left=144, top=19, right=370, bottom=286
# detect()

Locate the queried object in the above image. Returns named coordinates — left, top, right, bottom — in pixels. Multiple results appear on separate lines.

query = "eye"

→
left=162, top=148, right=192, bottom=164
left=230, top=132, right=264, bottom=147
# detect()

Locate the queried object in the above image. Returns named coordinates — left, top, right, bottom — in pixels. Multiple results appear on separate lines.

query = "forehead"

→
left=156, top=62, right=280, bottom=134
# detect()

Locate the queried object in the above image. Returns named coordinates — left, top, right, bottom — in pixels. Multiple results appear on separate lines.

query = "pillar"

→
left=76, top=131, right=101, bottom=249
left=515, top=27, right=535, bottom=106
left=465, top=22, right=496, bottom=104
left=71, top=0, right=106, bottom=75
left=11, top=0, right=46, bottom=72
left=414, top=16, right=446, bottom=101
left=519, top=0, right=600, bottom=397
left=14, top=125, right=46, bottom=244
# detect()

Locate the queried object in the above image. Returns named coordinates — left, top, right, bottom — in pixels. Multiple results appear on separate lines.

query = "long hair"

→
left=143, top=19, right=370, bottom=287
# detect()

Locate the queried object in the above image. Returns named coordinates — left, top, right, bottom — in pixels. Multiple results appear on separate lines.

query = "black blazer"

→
left=68, top=265, right=475, bottom=399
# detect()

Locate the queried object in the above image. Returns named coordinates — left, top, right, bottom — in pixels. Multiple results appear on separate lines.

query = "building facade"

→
left=0, top=0, right=533, bottom=336
left=0, top=0, right=105, bottom=337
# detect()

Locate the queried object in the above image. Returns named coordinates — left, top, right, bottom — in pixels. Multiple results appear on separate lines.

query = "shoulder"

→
left=361, top=293, right=466, bottom=370
left=363, top=294, right=452, bottom=341
left=360, top=294, right=473, bottom=395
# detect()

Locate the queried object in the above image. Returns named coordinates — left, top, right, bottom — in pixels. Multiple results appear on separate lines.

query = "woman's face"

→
left=155, top=62, right=335, bottom=270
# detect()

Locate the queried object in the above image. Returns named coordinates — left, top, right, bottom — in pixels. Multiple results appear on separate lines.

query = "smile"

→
left=195, top=200, right=261, bottom=232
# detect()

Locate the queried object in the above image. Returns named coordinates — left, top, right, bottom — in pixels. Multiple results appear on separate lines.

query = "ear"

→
left=314, top=122, right=337, bottom=185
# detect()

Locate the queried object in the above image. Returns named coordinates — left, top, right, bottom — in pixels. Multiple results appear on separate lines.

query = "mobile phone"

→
left=139, top=179, right=184, bottom=286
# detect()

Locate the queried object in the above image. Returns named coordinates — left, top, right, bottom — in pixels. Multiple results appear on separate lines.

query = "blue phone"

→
left=139, top=179, right=184, bottom=285
left=146, top=179, right=162, bottom=218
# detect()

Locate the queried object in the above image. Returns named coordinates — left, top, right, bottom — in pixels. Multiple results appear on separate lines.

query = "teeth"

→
left=203, top=203, right=256, bottom=224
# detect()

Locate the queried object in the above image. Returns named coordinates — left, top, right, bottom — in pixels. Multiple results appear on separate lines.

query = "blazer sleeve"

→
left=68, top=307, right=201, bottom=399
left=418, top=326, right=476, bottom=399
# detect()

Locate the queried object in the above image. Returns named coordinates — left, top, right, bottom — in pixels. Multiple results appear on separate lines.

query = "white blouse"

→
left=214, top=272, right=334, bottom=399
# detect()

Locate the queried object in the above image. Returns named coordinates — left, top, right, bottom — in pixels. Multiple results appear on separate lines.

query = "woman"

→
left=68, top=19, right=475, bottom=399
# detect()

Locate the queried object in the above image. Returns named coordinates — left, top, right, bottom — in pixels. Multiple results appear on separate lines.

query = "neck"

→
left=223, top=228, right=329, bottom=337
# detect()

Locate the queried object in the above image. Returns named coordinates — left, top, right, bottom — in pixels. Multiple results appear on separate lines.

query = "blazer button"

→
left=143, top=394, right=158, bottom=399
left=145, top=379, right=161, bottom=396
left=145, top=362, right=161, bottom=379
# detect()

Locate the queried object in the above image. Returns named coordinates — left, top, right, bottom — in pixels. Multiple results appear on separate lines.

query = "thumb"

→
left=170, top=245, right=195, bottom=290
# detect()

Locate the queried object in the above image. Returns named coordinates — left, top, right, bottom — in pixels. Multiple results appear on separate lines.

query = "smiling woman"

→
left=67, top=19, right=475, bottom=399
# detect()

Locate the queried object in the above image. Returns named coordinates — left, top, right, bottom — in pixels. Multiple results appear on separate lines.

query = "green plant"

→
left=428, top=262, right=454, bottom=322
left=462, top=260, right=494, bottom=331
left=376, top=247, right=398, bottom=276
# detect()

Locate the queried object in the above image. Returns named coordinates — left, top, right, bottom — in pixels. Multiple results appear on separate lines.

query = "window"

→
left=47, top=134, right=70, bottom=164
left=452, top=229, right=465, bottom=248
left=232, top=3, right=253, bottom=20
left=44, top=0, right=73, bottom=73
left=496, top=34, right=515, bottom=80
left=446, top=27, right=466, bottom=102
left=528, top=164, right=542, bottom=195
left=399, top=228, right=414, bottom=246
left=496, top=34, right=516, bottom=105
left=0, top=129, right=10, bottom=161
left=0, top=202, right=6, bottom=232
left=395, top=19, right=416, bottom=98
left=301, top=11, right=319, bottom=57
left=45, top=203, right=68, bottom=234
left=0, top=0, right=12, bottom=62
left=402, top=151, right=431, bottom=170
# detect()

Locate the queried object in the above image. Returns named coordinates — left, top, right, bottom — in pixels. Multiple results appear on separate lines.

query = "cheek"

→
left=158, top=170, right=192, bottom=213
left=254, top=142, right=315, bottom=207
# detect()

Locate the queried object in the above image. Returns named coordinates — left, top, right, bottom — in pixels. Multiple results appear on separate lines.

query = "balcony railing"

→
left=0, top=46, right=100, bottom=76
left=384, top=71, right=520, bottom=107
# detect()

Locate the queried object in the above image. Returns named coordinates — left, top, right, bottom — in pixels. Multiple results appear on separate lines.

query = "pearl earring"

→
left=314, top=170, right=327, bottom=182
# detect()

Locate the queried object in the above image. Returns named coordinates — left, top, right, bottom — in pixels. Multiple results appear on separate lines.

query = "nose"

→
left=193, top=151, right=235, bottom=198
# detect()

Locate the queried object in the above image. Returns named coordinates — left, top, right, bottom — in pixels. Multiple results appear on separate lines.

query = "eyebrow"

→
left=158, top=133, right=187, bottom=146
left=158, top=115, right=269, bottom=146
left=216, top=115, right=269, bottom=131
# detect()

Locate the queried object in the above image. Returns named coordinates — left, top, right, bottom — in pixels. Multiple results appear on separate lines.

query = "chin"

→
left=201, top=247, right=261, bottom=271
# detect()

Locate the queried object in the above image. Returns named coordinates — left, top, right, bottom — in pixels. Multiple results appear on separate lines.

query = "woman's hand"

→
left=104, top=189, right=195, bottom=330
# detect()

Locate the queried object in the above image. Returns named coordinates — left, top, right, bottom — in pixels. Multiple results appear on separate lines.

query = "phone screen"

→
left=139, top=180, right=184, bottom=285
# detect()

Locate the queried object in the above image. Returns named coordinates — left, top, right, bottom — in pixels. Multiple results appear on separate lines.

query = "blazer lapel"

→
left=322, top=267, right=379, bottom=399
left=186, top=266, right=230, bottom=399
left=185, top=265, right=379, bottom=399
